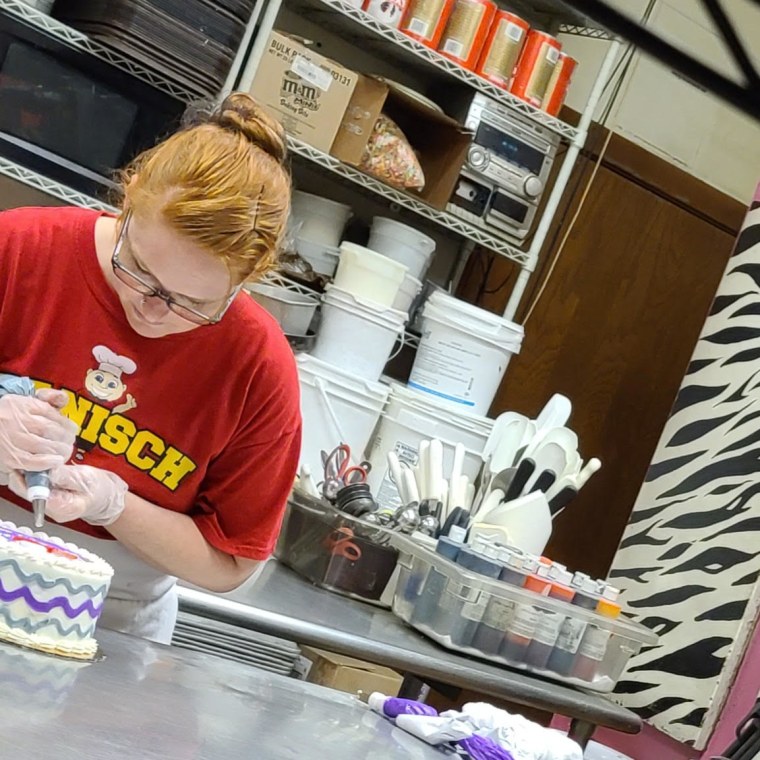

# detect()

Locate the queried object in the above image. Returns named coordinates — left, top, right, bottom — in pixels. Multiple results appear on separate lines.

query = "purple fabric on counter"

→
left=457, top=735, right=515, bottom=760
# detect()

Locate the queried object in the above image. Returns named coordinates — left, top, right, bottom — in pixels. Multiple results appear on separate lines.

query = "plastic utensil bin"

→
left=275, top=494, right=400, bottom=606
left=391, top=539, right=658, bottom=692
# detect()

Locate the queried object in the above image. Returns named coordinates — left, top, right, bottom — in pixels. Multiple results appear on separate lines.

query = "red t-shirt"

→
left=0, top=206, right=301, bottom=560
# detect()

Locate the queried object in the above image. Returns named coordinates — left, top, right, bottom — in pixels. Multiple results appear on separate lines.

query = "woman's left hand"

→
left=9, top=464, right=128, bottom=526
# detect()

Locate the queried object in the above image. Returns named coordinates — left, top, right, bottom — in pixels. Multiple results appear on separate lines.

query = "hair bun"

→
left=214, top=93, right=288, bottom=164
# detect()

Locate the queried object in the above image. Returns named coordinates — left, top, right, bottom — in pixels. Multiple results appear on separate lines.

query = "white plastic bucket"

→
left=312, top=286, right=407, bottom=382
left=409, top=291, right=524, bottom=415
left=291, top=191, right=352, bottom=248
left=297, top=354, right=389, bottom=479
left=333, top=242, right=408, bottom=307
left=392, top=272, right=423, bottom=314
left=366, top=383, right=493, bottom=510
left=295, top=236, right=341, bottom=277
left=368, top=217, right=436, bottom=281
left=245, top=283, right=318, bottom=335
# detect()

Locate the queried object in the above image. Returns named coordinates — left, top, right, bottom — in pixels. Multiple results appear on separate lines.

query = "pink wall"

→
left=552, top=617, right=760, bottom=758
left=700, top=615, right=760, bottom=759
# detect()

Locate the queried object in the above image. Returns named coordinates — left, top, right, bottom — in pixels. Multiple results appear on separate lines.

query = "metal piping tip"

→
left=32, top=499, right=45, bottom=529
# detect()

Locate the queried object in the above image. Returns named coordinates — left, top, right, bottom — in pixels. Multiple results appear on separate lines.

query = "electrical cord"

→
left=521, top=128, right=613, bottom=323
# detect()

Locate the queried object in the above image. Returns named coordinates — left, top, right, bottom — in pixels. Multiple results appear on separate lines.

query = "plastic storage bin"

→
left=391, top=540, right=658, bottom=692
left=275, top=493, right=400, bottom=606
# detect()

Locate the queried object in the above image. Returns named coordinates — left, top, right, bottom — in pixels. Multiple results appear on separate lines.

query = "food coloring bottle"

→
left=573, top=583, right=622, bottom=682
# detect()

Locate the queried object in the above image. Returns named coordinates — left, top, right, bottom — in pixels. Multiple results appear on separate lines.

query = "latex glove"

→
left=0, top=390, right=77, bottom=473
left=9, top=464, right=128, bottom=526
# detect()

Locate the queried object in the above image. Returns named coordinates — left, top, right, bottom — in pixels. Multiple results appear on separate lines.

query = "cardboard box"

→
left=300, top=646, right=403, bottom=701
left=250, top=32, right=359, bottom=153
left=331, top=75, right=389, bottom=165
left=332, top=78, right=472, bottom=210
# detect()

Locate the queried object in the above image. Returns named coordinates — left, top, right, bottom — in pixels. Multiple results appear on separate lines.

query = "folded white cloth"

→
left=394, top=701, right=582, bottom=760
left=441, top=703, right=582, bottom=760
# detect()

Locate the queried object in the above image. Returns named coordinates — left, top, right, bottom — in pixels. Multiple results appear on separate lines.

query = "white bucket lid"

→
left=389, top=382, right=493, bottom=434
left=297, top=354, right=390, bottom=403
left=425, top=292, right=524, bottom=347
left=324, top=285, right=407, bottom=327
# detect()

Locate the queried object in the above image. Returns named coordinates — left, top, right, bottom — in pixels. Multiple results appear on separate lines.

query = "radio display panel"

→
left=475, top=122, right=545, bottom=175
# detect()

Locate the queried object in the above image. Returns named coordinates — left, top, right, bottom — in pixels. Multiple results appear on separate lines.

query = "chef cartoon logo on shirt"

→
left=84, top=345, right=138, bottom=414
left=28, top=368, right=197, bottom=491
left=27, top=347, right=198, bottom=491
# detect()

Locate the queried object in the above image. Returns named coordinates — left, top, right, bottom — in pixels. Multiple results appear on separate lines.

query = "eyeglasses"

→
left=111, top=211, right=242, bottom=326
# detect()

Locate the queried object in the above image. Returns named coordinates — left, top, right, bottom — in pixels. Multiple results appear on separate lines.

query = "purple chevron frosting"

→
left=0, top=577, right=103, bottom=620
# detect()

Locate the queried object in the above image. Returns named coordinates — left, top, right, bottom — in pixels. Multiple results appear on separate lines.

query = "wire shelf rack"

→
left=301, top=0, right=592, bottom=142
left=288, top=137, right=530, bottom=264
left=0, top=158, right=117, bottom=212
left=0, top=0, right=196, bottom=102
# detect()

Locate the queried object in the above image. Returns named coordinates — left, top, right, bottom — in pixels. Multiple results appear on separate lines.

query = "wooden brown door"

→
left=461, top=147, right=740, bottom=578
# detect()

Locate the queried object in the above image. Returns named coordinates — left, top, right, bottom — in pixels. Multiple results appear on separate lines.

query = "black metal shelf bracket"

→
left=560, top=0, right=760, bottom=121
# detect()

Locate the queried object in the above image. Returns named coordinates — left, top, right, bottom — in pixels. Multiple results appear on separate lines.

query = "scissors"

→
left=324, top=527, right=362, bottom=561
left=322, top=445, right=371, bottom=499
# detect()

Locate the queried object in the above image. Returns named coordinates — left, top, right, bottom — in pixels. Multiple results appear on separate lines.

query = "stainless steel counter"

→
left=0, top=628, right=452, bottom=759
left=178, top=561, right=641, bottom=744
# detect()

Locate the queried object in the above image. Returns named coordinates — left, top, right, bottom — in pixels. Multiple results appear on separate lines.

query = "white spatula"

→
left=536, top=393, right=572, bottom=432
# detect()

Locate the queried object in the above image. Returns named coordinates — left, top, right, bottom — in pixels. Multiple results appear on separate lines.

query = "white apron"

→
left=0, top=497, right=178, bottom=645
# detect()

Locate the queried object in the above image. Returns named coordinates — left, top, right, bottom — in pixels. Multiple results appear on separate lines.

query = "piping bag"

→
left=0, top=375, right=50, bottom=529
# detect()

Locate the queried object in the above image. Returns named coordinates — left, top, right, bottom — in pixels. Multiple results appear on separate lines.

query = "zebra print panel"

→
left=608, top=194, right=760, bottom=749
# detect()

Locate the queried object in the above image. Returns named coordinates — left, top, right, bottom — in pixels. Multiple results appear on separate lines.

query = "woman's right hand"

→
left=0, top=390, right=78, bottom=473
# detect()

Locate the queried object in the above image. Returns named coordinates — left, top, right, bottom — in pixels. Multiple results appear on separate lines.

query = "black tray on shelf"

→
left=199, top=0, right=258, bottom=23
left=142, top=0, right=248, bottom=48
left=54, top=0, right=237, bottom=96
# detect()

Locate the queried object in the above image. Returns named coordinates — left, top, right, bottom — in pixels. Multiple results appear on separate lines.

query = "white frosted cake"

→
left=0, top=521, right=113, bottom=659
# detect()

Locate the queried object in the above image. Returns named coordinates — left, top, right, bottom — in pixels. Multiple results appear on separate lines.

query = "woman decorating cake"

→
left=0, top=93, right=301, bottom=644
